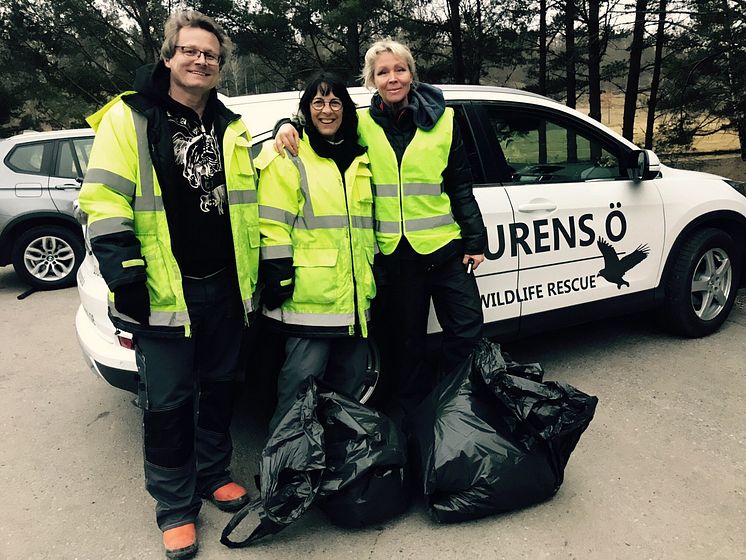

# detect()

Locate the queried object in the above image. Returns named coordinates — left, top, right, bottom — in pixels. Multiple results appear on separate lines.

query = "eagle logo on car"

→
left=596, top=238, right=650, bottom=289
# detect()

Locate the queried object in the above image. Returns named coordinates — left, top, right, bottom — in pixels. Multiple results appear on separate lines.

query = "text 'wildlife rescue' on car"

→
left=482, top=203, right=651, bottom=307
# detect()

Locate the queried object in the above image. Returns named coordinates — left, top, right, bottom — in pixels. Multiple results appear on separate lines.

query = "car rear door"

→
left=1, top=139, right=58, bottom=229
left=48, top=136, right=94, bottom=217
left=470, top=102, right=665, bottom=331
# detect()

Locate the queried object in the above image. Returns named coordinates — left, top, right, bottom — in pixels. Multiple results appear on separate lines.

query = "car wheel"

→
left=11, top=225, right=84, bottom=290
left=663, top=228, right=741, bottom=337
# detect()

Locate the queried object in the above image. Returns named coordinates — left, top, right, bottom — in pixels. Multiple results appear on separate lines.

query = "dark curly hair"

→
left=298, top=72, right=360, bottom=146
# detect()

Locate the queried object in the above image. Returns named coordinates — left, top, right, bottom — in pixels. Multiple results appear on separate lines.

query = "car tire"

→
left=11, top=225, right=84, bottom=290
left=663, top=228, right=742, bottom=337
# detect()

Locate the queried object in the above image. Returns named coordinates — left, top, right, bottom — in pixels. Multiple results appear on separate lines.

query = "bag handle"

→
left=220, top=497, right=270, bottom=548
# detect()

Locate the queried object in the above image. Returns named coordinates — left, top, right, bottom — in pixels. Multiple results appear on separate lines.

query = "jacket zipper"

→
left=340, top=168, right=359, bottom=336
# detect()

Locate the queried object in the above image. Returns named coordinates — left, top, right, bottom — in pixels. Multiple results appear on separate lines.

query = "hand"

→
left=261, top=257, right=294, bottom=309
left=114, top=282, right=150, bottom=325
left=463, top=254, right=485, bottom=271
left=273, top=124, right=299, bottom=157
left=263, top=282, right=293, bottom=310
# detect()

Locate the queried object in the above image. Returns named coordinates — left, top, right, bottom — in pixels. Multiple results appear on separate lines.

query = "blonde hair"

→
left=160, top=10, right=233, bottom=65
left=360, top=39, right=417, bottom=89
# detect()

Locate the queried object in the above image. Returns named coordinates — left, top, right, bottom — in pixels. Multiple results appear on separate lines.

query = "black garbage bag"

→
left=315, top=388, right=409, bottom=527
left=222, top=379, right=409, bottom=546
left=411, top=339, right=598, bottom=523
left=221, top=380, right=325, bottom=547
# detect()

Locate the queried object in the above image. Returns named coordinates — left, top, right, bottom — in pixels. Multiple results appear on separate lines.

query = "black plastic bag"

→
left=411, top=339, right=598, bottom=523
left=222, top=380, right=409, bottom=546
left=316, top=388, right=409, bottom=527
left=221, top=380, right=325, bottom=547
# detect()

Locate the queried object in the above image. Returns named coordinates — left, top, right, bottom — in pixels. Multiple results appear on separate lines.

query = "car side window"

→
left=450, top=104, right=484, bottom=183
left=6, top=141, right=47, bottom=175
left=55, top=138, right=94, bottom=179
left=56, top=141, right=78, bottom=179
left=73, top=138, right=93, bottom=175
left=484, top=106, right=624, bottom=184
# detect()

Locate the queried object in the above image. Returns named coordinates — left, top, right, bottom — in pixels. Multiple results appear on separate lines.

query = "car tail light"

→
left=117, top=336, right=134, bottom=350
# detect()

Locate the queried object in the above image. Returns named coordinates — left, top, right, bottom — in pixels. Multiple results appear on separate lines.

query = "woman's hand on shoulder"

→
left=463, top=254, right=485, bottom=270
left=274, top=124, right=300, bottom=157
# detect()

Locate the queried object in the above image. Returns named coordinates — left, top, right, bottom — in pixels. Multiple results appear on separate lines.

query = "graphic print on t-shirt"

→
left=169, top=114, right=227, bottom=214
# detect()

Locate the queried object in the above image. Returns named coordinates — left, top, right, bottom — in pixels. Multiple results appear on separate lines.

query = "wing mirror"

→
left=627, top=149, right=661, bottom=181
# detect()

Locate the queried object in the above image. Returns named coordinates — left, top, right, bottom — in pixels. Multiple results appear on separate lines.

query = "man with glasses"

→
left=79, top=10, right=259, bottom=559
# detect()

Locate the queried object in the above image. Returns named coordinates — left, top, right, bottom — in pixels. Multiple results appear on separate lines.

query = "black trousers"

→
left=374, top=241, right=483, bottom=413
left=134, top=268, right=246, bottom=530
left=269, top=336, right=368, bottom=433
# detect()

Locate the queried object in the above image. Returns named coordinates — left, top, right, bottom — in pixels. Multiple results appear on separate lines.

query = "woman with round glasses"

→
left=276, top=40, right=487, bottom=417
left=256, top=72, right=377, bottom=432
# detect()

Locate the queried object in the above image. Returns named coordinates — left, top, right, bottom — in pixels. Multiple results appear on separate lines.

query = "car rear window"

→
left=6, top=142, right=47, bottom=175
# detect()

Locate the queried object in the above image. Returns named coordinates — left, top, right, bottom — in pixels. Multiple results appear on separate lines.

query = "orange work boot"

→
left=207, top=481, right=250, bottom=512
left=163, top=523, right=198, bottom=559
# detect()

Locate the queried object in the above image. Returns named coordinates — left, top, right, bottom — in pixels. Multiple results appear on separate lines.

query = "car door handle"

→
left=517, top=202, right=557, bottom=212
left=53, top=184, right=81, bottom=190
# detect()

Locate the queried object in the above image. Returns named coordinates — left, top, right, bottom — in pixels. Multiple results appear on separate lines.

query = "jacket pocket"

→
left=353, top=166, right=374, bottom=204
left=362, top=245, right=377, bottom=300
left=248, top=225, right=261, bottom=248
left=234, top=139, right=255, bottom=179
left=141, top=241, right=176, bottom=307
left=292, top=247, right=339, bottom=304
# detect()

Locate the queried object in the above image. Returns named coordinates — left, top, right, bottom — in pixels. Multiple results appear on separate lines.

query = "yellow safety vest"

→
left=256, top=138, right=376, bottom=336
left=357, top=107, right=461, bottom=255
left=79, top=94, right=259, bottom=334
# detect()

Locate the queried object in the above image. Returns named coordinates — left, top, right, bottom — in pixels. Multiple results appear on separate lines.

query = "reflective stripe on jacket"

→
left=357, top=107, right=461, bottom=255
left=79, top=95, right=259, bottom=335
left=256, top=139, right=376, bottom=337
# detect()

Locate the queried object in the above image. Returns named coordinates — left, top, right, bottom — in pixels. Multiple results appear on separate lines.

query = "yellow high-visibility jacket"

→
left=357, top=107, right=461, bottom=255
left=256, top=138, right=376, bottom=337
left=79, top=93, right=259, bottom=336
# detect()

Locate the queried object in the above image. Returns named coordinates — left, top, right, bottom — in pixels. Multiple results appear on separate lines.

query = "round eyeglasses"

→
left=311, top=98, right=343, bottom=112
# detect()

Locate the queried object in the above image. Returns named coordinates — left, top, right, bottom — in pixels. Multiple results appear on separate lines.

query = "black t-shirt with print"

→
left=163, top=95, right=234, bottom=278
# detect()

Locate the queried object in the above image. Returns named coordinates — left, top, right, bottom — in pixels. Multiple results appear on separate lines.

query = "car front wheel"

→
left=663, top=228, right=741, bottom=337
left=11, top=225, right=84, bottom=290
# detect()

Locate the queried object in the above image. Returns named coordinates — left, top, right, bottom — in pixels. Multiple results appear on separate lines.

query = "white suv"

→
left=75, top=86, right=746, bottom=394
left=1, top=129, right=93, bottom=289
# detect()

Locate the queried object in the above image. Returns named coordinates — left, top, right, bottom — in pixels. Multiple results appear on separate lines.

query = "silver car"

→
left=0, top=128, right=93, bottom=289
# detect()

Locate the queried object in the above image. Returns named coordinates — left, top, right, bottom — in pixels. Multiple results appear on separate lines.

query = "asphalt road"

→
left=1, top=266, right=744, bottom=560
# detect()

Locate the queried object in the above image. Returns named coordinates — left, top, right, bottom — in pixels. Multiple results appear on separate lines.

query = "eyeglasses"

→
left=174, top=45, right=221, bottom=66
left=311, top=98, right=343, bottom=112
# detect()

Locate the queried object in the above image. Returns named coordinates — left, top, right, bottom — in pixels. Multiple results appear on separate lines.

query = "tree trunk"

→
left=447, top=0, right=466, bottom=83
left=565, top=0, right=577, bottom=161
left=539, top=0, right=548, bottom=163
left=346, top=20, right=361, bottom=77
left=719, top=0, right=746, bottom=160
left=471, top=0, right=483, bottom=84
left=126, top=0, right=161, bottom=61
left=622, top=0, right=648, bottom=141
left=539, top=0, right=547, bottom=96
left=645, top=0, right=667, bottom=149
left=588, top=0, right=601, bottom=123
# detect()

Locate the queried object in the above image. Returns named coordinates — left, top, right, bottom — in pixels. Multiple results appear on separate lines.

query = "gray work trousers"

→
left=269, top=336, right=368, bottom=433
left=134, top=268, right=246, bottom=531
